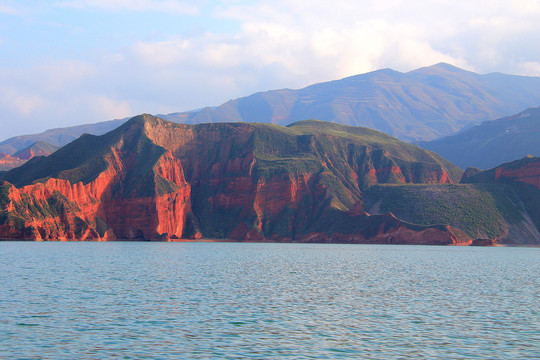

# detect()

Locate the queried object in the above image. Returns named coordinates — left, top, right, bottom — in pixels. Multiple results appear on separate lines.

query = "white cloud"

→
left=55, top=0, right=199, bottom=14
left=93, top=95, right=132, bottom=120
left=1, top=88, right=46, bottom=116
left=206, top=1, right=471, bottom=81
left=516, top=62, right=540, bottom=77
left=3, top=0, right=540, bottom=139
left=212, top=0, right=540, bottom=77
left=133, top=39, right=192, bottom=66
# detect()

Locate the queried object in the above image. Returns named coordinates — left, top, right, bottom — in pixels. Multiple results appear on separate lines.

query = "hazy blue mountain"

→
left=163, top=63, right=540, bottom=142
left=4, top=63, right=540, bottom=153
left=419, top=107, right=540, bottom=169
left=0, top=119, right=126, bottom=155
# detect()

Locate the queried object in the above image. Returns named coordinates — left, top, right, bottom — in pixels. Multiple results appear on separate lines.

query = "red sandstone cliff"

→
left=0, top=115, right=467, bottom=244
left=463, top=155, right=540, bottom=191
left=494, top=160, right=540, bottom=190
left=0, top=118, right=199, bottom=241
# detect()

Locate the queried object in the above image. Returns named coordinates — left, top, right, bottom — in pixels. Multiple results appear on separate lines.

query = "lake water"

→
left=1, top=242, right=539, bottom=359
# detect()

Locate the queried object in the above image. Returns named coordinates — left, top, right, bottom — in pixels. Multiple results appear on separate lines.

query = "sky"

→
left=1, top=0, right=540, bottom=140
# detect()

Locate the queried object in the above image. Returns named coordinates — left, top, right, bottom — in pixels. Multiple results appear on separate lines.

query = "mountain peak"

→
left=431, top=62, right=465, bottom=71
left=123, top=113, right=162, bottom=126
left=410, top=62, right=473, bottom=75
left=113, top=114, right=170, bottom=137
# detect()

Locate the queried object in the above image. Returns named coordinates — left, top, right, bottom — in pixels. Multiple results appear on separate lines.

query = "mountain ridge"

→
left=4, top=63, right=540, bottom=156
left=164, top=62, right=540, bottom=141
left=0, top=118, right=127, bottom=155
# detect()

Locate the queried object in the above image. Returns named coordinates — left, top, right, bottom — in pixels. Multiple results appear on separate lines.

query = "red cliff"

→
left=0, top=115, right=466, bottom=244
left=463, top=155, right=540, bottom=191
left=495, top=160, right=540, bottom=190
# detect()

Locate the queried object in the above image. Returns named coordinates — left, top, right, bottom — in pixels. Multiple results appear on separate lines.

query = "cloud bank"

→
left=1, top=0, right=540, bottom=138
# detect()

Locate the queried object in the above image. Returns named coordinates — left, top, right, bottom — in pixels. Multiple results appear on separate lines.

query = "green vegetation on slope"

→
left=362, top=183, right=523, bottom=239
left=245, top=120, right=463, bottom=182
left=462, top=155, right=540, bottom=233
left=1, top=133, right=110, bottom=187
left=287, top=120, right=463, bottom=182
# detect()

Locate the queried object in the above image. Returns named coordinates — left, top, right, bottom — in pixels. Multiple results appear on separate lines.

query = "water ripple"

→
left=0, top=242, right=539, bottom=359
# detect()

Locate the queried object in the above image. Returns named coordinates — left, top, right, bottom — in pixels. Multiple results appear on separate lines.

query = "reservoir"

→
left=1, top=242, right=539, bottom=359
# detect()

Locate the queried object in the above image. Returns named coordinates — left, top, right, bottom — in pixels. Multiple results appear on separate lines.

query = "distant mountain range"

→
left=163, top=63, right=540, bottom=142
left=0, top=141, right=60, bottom=171
left=419, top=107, right=540, bottom=170
left=0, top=119, right=125, bottom=155
left=4, top=62, right=540, bottom=158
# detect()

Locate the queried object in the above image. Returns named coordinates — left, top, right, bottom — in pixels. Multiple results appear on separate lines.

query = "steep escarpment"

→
left=1, top=115, right=198, bottom=240
left=152, top=119, right=461, bottom=241
left=0, top=115, right=466, bottom=243
left=462, top=155, right=540, bottom=190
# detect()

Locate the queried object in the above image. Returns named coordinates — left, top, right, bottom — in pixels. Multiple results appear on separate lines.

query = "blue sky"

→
left=1, top=0, right=540, bottom=139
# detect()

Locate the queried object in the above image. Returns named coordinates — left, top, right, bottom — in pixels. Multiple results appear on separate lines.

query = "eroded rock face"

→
left=463, top=156, right=540, bottom=191
left=0, top=151, right=197, bottom=240
left=0, top=115, right=464, bottom=243
left=495, top=161, right=540, bottom=190
left=0, top=121, right=199, bottom=241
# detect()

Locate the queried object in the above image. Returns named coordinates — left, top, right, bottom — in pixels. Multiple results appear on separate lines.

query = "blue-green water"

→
left=1, top=242, right=539, bottom=359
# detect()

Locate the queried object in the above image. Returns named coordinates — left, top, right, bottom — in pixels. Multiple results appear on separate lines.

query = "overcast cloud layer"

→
left=1, top=0, right=539, bottom=139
